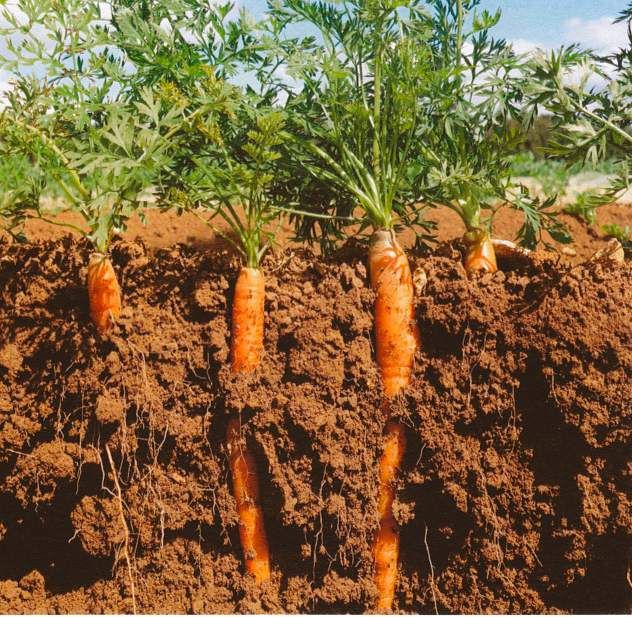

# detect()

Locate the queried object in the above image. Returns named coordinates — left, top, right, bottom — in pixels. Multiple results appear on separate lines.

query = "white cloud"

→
left=510, top=38, right=548, bottom=56
left=510, top=14, right=629, bottom=59
left=564, top=16, right=629, bottom=54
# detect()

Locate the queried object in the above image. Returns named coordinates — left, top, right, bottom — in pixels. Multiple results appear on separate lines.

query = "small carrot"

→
left=231, top=267, right=265, bottom=373
left=463, top=229, right=498, bottom=275
left=373, top=421, right=406, bottom=612
left=227, top=416, right=271, bottom=584
left=368, top=229, right=419, bottom=610
left=87, top=252, right=121, bottom=333
left=227, top=265, right=271, bottom=583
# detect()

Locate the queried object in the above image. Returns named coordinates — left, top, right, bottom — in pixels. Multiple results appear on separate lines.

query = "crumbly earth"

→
left=0, top=236, right=630, bottom=614
left=16, top=200, right=632, bottom=264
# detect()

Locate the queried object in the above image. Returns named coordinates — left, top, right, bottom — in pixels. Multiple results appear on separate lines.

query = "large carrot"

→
left=87, top=253, right=121, bottom=334
left=369, top=230, right=419, bottom=398
left=227, top=266, right=271, bottom=583
left=368, top=229, right=419, bottom=610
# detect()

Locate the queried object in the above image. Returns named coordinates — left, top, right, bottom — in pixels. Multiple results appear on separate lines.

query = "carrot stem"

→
left=87, top=253, right=121, bottom=334
left=227, top=266, right=271, bottom=582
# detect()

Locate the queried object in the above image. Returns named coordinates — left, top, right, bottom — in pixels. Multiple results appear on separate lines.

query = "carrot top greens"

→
left=524, top=3, right=631, bottom=233
left=265, top=0, right=435, bottom=240
left=0, top=0, right=185, bottom=253
left=1, top=0, right=618, bottom=256
left=101, top=0, right=304, bottom=268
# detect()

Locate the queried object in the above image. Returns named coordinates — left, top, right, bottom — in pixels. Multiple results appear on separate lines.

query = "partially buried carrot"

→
left=463, top=228, right=498, bottom=275
left=373, top=421, right=407, bottom=612
left=368, top=229, right=419, bottom=610
left=227, top=266, right=271, bottom=583
left=369, top=229, right=419, bottom=399
left=231, top=267, right=265, bottom=373
left=87, top=252, right=121, bottom=334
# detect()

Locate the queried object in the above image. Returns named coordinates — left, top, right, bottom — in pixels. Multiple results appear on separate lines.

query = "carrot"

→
left=369, top=229, right=420, bottom=399
left=231, top=267, right=265, bottom=373
left=373, top=420, right=406, bottom=612
left=463, top=229, right=498, bottom=275
left=87, top=253, right=121, bottom=334
left=227, top=266, right=271, bottom=583
left=227, top=416, right=271, bottom=583
left=368, top=229, right=419, bottom=609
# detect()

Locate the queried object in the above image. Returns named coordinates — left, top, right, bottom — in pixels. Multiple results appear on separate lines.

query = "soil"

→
left=18, top=201, right=632, bottom=263
left=0, top=229, right=630, bottom=614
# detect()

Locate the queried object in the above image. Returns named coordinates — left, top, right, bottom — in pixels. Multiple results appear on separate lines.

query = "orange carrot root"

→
left=368, top=229, right=419, bottom=610
left=228, top=266, right=270, bottom=582
left=369, top=230, right=420, bottom=399
left=227, top=417, right=271, bottom=584
left=374, top=421, right=406, bottom=612
left=463, top=230, right=498, bottom=275
left=231, top=267, right=265, bottom=373
left=87, top=253, right=121, bottom=333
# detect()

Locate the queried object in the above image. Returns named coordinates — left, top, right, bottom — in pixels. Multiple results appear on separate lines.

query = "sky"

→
left=238, top=0, right=630, bottom=54
left=0, top=0, right=629, bottom=100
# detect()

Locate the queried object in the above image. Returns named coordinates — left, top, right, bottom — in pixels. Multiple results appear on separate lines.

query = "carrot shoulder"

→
left=227, top=266, right=271, bottom=583
left=463, top=230, right=498, bottom=275
left=87, top=253, right=121, bottom=333
left=368, top=230, right=419, bottom=610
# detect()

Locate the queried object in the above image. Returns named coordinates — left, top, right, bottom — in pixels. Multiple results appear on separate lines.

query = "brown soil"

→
left=18, top=201, right=632, bottom=262
left=0, top=235, right=630, bottom=614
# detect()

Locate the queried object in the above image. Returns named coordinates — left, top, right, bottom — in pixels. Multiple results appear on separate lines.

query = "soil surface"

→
left=0, top=235, right=630, bottom=614
left=17, top=201, right=632, bottom=263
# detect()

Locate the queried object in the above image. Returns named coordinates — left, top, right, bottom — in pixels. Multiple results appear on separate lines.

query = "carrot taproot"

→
left=373, top=420, right=406, bottom=612
left=227, top=266, right=271, bottom=583
left=227, top=416, right=271, bottom=583
left=87, top=253, right=121, bottom=334
left=463, top=229, right=498, bottom=275
left=368, top=229, right=419, bottom=610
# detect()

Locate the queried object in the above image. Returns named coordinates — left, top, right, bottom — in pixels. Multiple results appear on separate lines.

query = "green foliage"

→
left=510, top=151, right=571, bottom=194
left=602, top=223, right=631, bottom=252
left=109, top=1, right=302, bottom=267
left=2, top=89, right=186, bottom=251
left=0, top=149, right=37, bottom=241
left=265, top=0, right=437, bottom=243
left=265, top=0, right=570, bottom=250
left=0, top=0, right=191, bottom=252
left=410, top=0, right=571, bottom=248
left=0, top=0, right=125, bottom=104
left=523, top=7, right=631, bottom=216
left=108, top=0, right=263, bottom=90
left=0, top=0, right=588, bottom=257
left=563, top=190, right=602, bottom=225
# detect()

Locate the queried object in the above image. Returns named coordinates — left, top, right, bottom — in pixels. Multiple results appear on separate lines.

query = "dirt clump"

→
left=0, top=236, right=630, bottom=613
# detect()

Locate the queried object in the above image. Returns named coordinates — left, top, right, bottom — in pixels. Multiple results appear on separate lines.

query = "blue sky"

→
left=0, top=0, right=627, bottom=99
left=469, top=0, right=623, bottom=47
left=238, top=0, right=628, bottom=52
